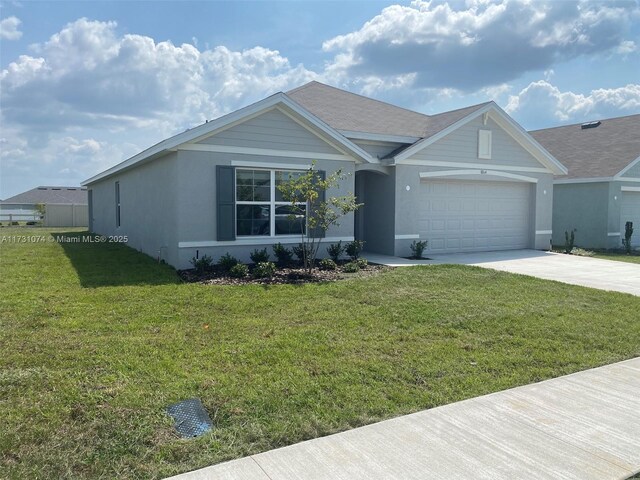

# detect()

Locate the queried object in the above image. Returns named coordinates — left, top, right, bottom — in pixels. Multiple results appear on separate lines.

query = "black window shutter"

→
left=310, top=170, right=326, bottom=238
left=216, top=166, right=236, bottom=241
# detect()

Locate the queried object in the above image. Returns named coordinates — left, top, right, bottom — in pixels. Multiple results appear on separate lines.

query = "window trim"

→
left=478, top=129, right=492, bottom=160
left=235, top=167, right=307, bottom=238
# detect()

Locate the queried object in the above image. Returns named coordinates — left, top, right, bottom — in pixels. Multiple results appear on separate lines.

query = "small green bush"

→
left=218, top=252, right=239, bottom=271
left=355, top=258, right=368, bottom=269
left=622, top=221, right=634, bottom=254
left=250, top=248, right=270, bottom=264
left=292, top=243, right=312, bottom=263
left=410, top=240, right=428, bottom=259
left=272, top=243, right=293, bottom=266
left=326, top=241, right=344, bottom=262
left=342, top=261, right=360, bottom=273
left=190, top=254, right=214, bottom=274
left=229, top=263, right=249, bottom=278
left=319, top=258, right=337, bottom=270
left=564, top=229, right=575, bottom=254
left=253, top=261, right=277, bottom=279
left=345, top=240, right=365, bottom=260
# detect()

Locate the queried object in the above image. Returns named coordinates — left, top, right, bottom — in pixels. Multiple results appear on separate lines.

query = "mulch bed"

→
left=178, top=262, right=388, bottom=285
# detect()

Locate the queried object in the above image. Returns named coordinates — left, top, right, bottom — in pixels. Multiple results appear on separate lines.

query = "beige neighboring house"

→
left=0, top=186, right=89, bottom=227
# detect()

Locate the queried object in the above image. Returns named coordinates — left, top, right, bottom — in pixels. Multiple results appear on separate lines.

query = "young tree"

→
left=277, top=164, right=362, bottom=274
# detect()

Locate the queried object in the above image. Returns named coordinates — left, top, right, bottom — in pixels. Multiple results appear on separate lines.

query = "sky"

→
left=1, top=0, right=639, bottom=199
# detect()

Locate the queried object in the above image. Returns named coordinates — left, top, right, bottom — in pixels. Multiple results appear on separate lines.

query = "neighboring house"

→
left=530, top=114, right=640, bottom=249
left=83, top=81, right=566, bottom=269
left=0, top=186, right=89, bottom=227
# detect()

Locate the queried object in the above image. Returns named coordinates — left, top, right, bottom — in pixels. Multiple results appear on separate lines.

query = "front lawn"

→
left=1, top=228, right=639, bottom=479
left=592, top=252, right=640, bottom=264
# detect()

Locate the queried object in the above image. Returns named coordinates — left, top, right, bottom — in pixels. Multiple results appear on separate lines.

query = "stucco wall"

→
left=394, top=165, right=554, bottom=256
left=552, top=182, right=610, bottom=248
left=355, top=170, right=396, bottom=254
left=175, top=149, right=356, bottom=269
left=89, top=153, right=179, bottom=266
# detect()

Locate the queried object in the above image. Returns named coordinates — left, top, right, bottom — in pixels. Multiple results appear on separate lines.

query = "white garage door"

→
left=418, top=180, right=531, bottom=253
left=621, top=191, right=640, bottom=247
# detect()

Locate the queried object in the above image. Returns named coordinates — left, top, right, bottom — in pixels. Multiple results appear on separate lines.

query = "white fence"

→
left=0, top=203, right=88, bottom=227
left=44, top=204, right=88, bottom=227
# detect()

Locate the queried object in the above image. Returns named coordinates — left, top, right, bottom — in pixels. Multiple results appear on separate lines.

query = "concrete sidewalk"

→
left=167, top=358, right=640, bottom=480
left=364, top=249, right=640, bottom=296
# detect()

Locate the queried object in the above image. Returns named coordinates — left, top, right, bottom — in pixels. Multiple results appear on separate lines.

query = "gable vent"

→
left=581, top=121, right=601, bottom=129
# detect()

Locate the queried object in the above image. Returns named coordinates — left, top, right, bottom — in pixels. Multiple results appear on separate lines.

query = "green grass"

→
left=1, top=228, right=639, bottom=479
left=592, top=252, right=640, bottom=264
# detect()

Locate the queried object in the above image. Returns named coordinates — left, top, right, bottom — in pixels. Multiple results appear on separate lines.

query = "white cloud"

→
left=505, top=80, right=640, bottom=128
left=0, top=15, right=22, bottom=40
left=0, top=18, right=318, bottom=197
left=322, top=0, right=639, bottom=91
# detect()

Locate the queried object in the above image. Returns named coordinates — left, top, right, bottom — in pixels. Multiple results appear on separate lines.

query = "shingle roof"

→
left=529, top=114, right=640, bottom=179
left=287, top=81, right=489, bottom=139
left=1, top=186, right=88, bottom=205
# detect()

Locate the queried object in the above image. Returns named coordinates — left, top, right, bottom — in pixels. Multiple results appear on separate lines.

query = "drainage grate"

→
left=166, top=398, right=213, bottom=438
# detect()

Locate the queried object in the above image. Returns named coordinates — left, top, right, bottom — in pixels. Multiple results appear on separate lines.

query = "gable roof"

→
left=83, top=80, right=568, bottom=185
left=83, top=92, right=374, bottom=185
left=1, top=186, right=87, bottom=205
left=392, top=101, right=567, bottom=174
left=529, top=114, right=640, bottom=179
left=287, top=81, right=489, bottom=140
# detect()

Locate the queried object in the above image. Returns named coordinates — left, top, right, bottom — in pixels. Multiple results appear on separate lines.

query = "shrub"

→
left=190, top=254, right=214, bottom=274
left=342, top=261, right=360, bottom=273
left=326, top=241, right=344, bottom=262
left=319, top=258, right=337, bottom=270
left=253, top=261, right=277, bottom=279
left=410, top=240, right=428, bottom=259
left=622, top=221, right=634, bottom=254
left=564, top=229, right=575, bottom=254
left=345, top=240, right=365, bottom=260
left=292, top=243, right=313, bottom=263
left=250, top=248, right=270, bottom=264
left=218, top=252, right=239, bottom=272
left=11, top=221, right=19, bottom=226
left=229, top=263, right=249, bottom=278
left=355, top=258, right=368, bottom=269
left=272, top=243, right=293, bottom=266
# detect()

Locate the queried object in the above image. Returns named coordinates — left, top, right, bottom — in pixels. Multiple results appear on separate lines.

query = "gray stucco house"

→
left=83, top=81, right=566, bottom=269
left=530, top=114, right=640, bottom=249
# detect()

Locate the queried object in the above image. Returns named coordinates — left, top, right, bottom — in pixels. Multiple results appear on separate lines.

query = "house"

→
left=0, top=186, right=88, bottom=226
left=83, top=81, right=566, bottom=269
left=530, top=114, right=640, bottom=249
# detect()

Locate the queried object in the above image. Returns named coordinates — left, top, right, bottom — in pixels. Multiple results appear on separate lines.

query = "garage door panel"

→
left=419, top=180, right=531, bottom=253
left=621, top=192, right=640, bottom=247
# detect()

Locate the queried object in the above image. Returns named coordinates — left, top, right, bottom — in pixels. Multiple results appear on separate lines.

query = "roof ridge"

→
left=429, top=101, right=493, bottom=117
left=287, top=80, right=432, bottom=119
left=529, top=112, right=640, bottom=133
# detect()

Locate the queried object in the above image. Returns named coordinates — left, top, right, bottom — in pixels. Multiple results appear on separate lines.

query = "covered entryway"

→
left=418, top=179, right=532, bottom=253
left=621, top=190, right=640, bottom=247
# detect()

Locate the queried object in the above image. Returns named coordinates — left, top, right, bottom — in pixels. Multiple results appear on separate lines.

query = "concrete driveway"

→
left=364, top=250, right=640, bottom=296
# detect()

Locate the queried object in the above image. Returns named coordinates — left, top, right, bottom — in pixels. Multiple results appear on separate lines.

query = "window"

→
left=478, top=129, right=492, bottom=159
left=235, top=169, right=306, bottom=237
left=115, top=181, right=121, bottom=227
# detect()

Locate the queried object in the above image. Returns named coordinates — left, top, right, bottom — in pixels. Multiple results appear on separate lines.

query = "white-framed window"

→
left=478, top=129, right=492, bottom=159
left=235, top=168, right=307, bottom=237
